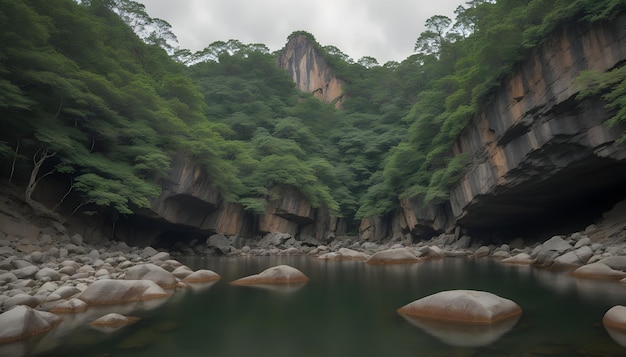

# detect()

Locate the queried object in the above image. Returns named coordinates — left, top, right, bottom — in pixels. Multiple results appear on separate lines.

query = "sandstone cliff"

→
left=277, top=35, right=345, bottom=107
left=393, top=15, right=626, bottom=241
left=109, top=155, right=341, bottom=247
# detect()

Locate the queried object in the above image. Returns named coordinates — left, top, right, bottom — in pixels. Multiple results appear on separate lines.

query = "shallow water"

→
left=8, top=257, right=626, bottom=356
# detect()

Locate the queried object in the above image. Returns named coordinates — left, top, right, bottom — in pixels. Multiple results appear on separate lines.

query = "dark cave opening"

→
left=462, top=158, right=626, bottom=244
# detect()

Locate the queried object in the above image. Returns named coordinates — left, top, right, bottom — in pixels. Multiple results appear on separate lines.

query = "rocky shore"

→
left=1, top=192, right=626, bottom=349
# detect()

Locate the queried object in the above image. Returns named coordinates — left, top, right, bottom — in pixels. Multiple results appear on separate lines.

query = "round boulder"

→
left=366, top=248, right=420, bottom=265
left=397, top=290, right=522, bottom=324
left=231, top=265, right=309, bottom=285
left=0, top=305, right=62, bottom=343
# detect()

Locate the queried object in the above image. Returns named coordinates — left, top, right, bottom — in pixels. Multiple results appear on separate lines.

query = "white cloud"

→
left=139, top=0, right=460, bottom=64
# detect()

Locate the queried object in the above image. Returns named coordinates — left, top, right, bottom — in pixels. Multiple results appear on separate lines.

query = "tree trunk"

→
left=25, top=149, right=64, bottom=222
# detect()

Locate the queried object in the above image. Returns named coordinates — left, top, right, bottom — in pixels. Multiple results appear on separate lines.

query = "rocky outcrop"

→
left=449, top=16, right=626, bottom=231
left=110, top=153, right=341, bottom=247
left=277, top=35, right=344, bottom=107
left=395, top=15, right=626, bottom=240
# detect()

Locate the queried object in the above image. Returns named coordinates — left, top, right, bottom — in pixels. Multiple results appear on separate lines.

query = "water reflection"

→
left=10, top=256, right=626, bottom=356
left=401, top=315, right=521, bottom=347
left=534, top=267, right=626, bottom=304
left=231, top=282, right=308, bottom=294
left=605, top=326, right=626, bottom=347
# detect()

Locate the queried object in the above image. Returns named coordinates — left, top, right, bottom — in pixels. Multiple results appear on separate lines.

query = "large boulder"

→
left=206, top=234, right=231, bottom=255
left=366, top=248, right=421, bottom=265
left=570, top=262, right=626, bottom=280
left=604, top=305, right=626, bottom=347
left=0, top=306, right=63, bottom=343
left=397, top=290, right=522, bottom=324
left=78, top=279, right=169, bottom=305
left=230, top=265, right=309, bottom=285
left=124, top=263, right=177, bottom=289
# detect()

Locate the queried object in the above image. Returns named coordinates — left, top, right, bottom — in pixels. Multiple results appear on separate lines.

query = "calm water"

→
left=6, top=257, right=626, bottom=356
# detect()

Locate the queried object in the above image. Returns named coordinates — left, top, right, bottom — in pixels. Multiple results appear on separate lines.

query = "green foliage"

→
left=577, top=66, right=626, bottom=141
left=1, top=0, right=621, bottom=229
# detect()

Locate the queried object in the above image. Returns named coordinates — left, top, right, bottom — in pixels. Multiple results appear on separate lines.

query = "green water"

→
left=9, top=257, right=626, bottom=356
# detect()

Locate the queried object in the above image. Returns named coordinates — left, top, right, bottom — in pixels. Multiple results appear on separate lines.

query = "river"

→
left=11, top=256, right=626, bottom=356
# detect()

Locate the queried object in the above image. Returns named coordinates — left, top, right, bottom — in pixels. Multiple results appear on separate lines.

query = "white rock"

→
left=397, top=290, right=522, bottom=324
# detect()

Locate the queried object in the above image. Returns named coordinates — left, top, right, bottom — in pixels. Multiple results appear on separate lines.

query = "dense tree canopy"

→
left=0, top=0, right=622, bottom=232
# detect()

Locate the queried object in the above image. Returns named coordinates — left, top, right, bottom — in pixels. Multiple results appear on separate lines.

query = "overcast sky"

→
left=139, top=0, right=462, bottom=64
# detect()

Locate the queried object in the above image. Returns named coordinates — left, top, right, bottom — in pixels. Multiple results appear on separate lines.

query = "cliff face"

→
left=395, top=15, right=626, bottom=240
left=113, top=155, right=339, bottom=246
left=277, top=35, right=344, bottom=107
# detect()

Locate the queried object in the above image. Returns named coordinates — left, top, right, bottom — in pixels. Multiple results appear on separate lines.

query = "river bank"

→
left=1, top=180, right=626, bottom=349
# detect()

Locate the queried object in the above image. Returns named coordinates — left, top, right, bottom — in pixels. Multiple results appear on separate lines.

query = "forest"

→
left=1, top=0, right=624, bottom=234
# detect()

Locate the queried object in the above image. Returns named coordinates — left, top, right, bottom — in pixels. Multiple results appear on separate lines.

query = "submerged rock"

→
left=182, top=269, right=221, bottom=283
left=90, top=313, right=139, bottom=327
left=397, top=290, right=522, bottom=324
left=230, top=265, right=309, bottom=285
left=366, top=248, right=420, bottom=265
left=318, top=248, right=367, bottom=261
left=0, top=306, right=62, bottom=343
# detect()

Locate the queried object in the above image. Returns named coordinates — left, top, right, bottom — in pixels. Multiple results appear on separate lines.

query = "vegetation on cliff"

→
left=0, top=0, right=623, bottom=232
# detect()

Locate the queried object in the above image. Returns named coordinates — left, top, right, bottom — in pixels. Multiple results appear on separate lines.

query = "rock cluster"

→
left=0, top=229, right=220, bottom=343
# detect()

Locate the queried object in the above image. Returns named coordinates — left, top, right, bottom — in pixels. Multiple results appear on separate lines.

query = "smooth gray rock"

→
left=142, top=246, right=159, bottom=257
left=35, top=268, right=61, bottom=281
left=149, top=252, right=170, bottom=262
left=124, top=263, right=177, bottom=289
left=599, top=256, right=626, bottom=272
left=574, top=246, right=594, bottom=264
left=78, top=279, right=168, bottom=305
left=3, top=293, right=39, bottom=309
left=574, top=237, right=591, bottom=249
left=541, top=236, right=573, bottom=253
left=473, top=246, right=491, bottom=258
left=12, top=266, right=38, bottom=279
left=70, top=233, right=84, bottom=246
left=553, top=251, right=582, bottom=267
